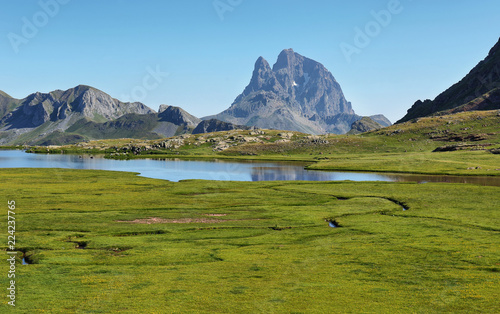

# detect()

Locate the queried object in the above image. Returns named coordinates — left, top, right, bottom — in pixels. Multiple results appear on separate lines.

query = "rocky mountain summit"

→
left=398, top=37, right=500, bottom=123
left=0, top=86, right=173, bottom=145
left=2, top=85, right=154, bottom=129
left=0, top=85, right=262, bottom=145
left=158, top=105, right=201, bottom=128
left=0, top=50, right=396, bottom=145
left=207, top=49, right=389, bottom=134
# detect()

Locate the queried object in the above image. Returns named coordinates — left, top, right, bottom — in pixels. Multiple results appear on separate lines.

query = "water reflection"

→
left=0, top=150, right=499, bottom=186
left=250, top=166, right=391, bottom=182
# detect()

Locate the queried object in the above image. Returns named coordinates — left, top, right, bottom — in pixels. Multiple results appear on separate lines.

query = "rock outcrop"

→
left=192, top=119, right=250, bottom=134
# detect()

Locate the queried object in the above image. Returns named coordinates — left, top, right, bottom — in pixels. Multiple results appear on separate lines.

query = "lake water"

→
left=1, top=150, right=499, bottom=186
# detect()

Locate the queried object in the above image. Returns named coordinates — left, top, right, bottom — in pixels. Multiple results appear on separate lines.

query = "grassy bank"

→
left=1, top=168, right=499, bottom=313
left=15, top=110, right=500, bottom=176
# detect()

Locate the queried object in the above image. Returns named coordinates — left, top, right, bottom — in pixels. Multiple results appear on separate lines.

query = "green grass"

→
left=308, top=151, right=500, bottom=175
left=19, top=110, right=500, bottom=176
left=1, top=168, right=499, bottom=313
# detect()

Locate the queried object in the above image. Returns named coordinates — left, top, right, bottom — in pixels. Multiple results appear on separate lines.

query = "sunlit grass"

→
left=1, top=168, right=498, bottom=313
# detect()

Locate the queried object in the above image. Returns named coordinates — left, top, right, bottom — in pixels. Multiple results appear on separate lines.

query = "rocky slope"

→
left=347, top=117, right=384, bottom=134
left=192, top=119, right=250, bottom=134
left=0, top=92, right=20, bottom=120
left=2, top=85, right=154, bottom=129
left=0, top=86, right=200, bottom=145
left=158, top=105, right=201, bottom=128
left=398, top=37, right=500, bottom=123
left=0, top=85, right=278, bottom=145
left=206, top=49, right=389, bottom=134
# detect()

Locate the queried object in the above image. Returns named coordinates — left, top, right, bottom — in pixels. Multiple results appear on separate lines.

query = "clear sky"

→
left=0, top=0, right=499, bottom=122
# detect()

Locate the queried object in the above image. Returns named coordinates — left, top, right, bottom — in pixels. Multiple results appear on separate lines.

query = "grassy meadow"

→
left=1, top=110, right=499, bottom=312
left=25, top=110, right=500, bottom=176
left=1, top=168, right=499, bottom=313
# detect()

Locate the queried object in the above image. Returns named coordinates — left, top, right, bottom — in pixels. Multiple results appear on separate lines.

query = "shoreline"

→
left=2, top=147, right=500, bottom=180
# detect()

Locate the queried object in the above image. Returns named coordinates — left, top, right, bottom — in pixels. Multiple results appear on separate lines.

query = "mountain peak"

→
left=488, top=36, right=500, bottom=57
left=255, top=56, right=270, bottom=68
left=240, top=55, right=277, bottom=97
left=280, top=48, right=295, bottom=55
left=209, top=49, right=365, bottom=134
left=69, top=84, right=103, bottom=95
left=158, top=105, right=201, bottom=128
left=2, top=85, right=155, bottom=129
left=273, top=48, right=300, bottom=71
left=0, top=90, right=13, bottom=99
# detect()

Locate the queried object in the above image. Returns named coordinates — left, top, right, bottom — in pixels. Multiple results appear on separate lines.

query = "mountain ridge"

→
left=1, top=85, right=155, bottom=130
left=0, top=49, right=396, bottom=144
left=398, top=37, right=500, bottom=123
left=0, top=85, right=252, bottom=145
left=0, top=86, right=173, bottom=145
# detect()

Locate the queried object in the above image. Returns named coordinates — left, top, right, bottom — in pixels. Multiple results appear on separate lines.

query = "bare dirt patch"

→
left=116, top=216, right=261, bottom=224
left=116, top=217, right=226, bottom=224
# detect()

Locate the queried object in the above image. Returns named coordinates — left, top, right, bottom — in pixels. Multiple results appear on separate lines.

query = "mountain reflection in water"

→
left=0, top=150, right=499, bottom=186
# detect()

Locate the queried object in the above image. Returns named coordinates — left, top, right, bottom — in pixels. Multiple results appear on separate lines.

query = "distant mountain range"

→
left=398, top=37, right=500, bottom=123
left=206, top=49, right=390, bottom=134
left=0, top=49, right=393, bottom=145
left=0, top=85, right=200, bottom=145
left=3, top=37, right=498, bottom=145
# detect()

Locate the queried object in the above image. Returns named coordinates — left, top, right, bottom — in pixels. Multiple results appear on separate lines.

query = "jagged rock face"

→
left=208, top=49, right=359, bottom=135
left=192, top=119, right=249, bottom=134
left=398, top=37, right=500, bottom=123
left=65, top=86, right=153, bottom=120
left=271, top=49, right=354, bottom=117
left=2, top=85, right=155, bottom=129
left=158, top=105, right=201, bottom=128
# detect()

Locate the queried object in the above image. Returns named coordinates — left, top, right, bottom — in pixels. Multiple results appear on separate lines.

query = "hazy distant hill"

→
left=398, top=37, right=500, bottom=123
left=347, top=117, right=384, bottom=135
left=206, top=49, right=390, bottom=134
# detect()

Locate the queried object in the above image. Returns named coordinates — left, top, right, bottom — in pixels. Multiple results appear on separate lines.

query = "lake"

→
left=1, top=150, right=499, bottom=186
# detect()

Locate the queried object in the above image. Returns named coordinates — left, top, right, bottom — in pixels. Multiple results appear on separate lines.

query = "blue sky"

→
left=0, top=0, right=499, bottom=122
